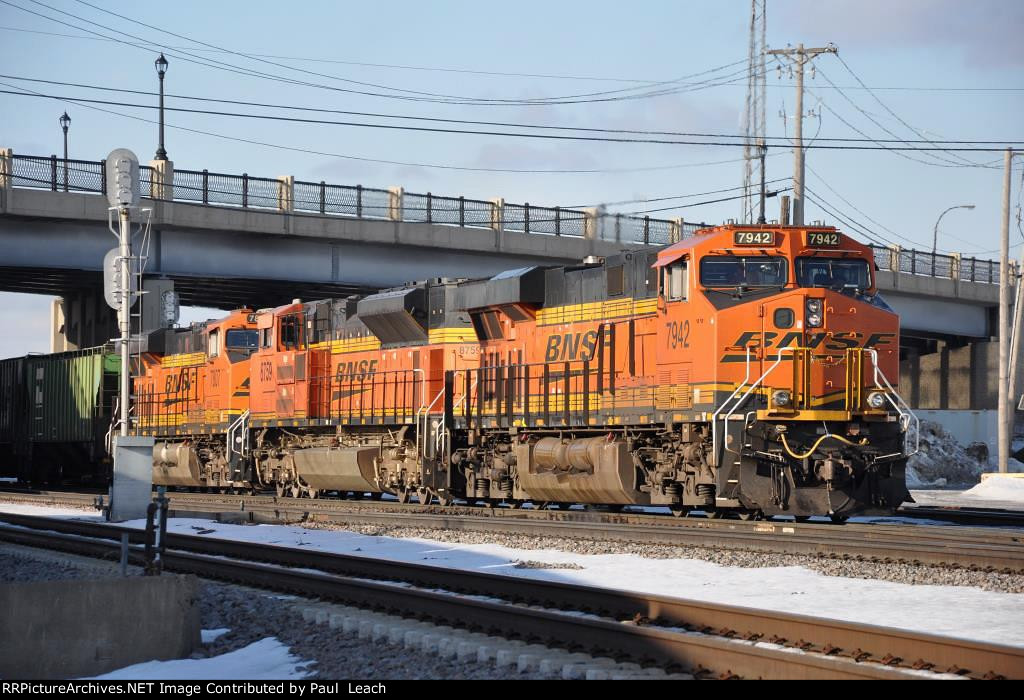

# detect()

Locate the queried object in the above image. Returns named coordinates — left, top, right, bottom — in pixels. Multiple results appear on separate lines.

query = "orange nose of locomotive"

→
left=755, top=287, right=900, bottom=419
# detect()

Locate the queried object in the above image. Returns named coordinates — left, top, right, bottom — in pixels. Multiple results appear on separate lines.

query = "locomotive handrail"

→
left=866, top=349, right=920, bottom=457
left=417, top=376, right=447, bottom=460
left=718, top=347, right=796, bottom=462
left=710, top=347, right=752, bottom=468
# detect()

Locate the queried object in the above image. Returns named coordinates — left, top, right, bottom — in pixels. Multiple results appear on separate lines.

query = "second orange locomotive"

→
left=134, top=223, right=916, bottom=519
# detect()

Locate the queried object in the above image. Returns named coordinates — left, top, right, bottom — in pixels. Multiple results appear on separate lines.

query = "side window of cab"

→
left=208, top=329, right=220, bottom=358
left=661, top=260, right=688, bottom=301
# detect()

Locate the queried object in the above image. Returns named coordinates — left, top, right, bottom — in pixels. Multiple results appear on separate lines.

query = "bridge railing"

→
left=2, top=152, right=1000, bottom=283
left=870, top=244, right=1000, bottom=285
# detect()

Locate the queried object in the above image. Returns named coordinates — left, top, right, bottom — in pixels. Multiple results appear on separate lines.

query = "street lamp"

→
left=154, top=53, right=169, bottom=161
left=59, top=111, right=70, bottom=192
left=932, top=204, right=976, bottom=255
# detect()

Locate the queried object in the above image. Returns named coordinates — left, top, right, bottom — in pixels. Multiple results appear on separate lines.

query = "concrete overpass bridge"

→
left=0, top=149, right=1003, bottom=355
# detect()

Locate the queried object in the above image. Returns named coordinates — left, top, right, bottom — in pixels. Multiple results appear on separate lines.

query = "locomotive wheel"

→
left=704, top=509, right=722, bottom=519
left=670, top=505, right=687, bottom=518
left=396, top=488, right=412, bottom=504
left=437, top=493, right=454, bottom=507
left=416, top=489, right=432, bottom=505
left=736, top=510, right=761, bottom=521
left=370, top=492, right=383, bottom=501
left=507, top=500, right=523, bottom=510
left=829, top=514, right=849, bottom=524
left=290, top=484, right=302, bottom=499
left=274, top=483, right=285, bottom=499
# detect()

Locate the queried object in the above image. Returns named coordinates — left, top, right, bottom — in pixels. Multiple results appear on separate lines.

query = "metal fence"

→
left=869, top=244, right=1000, bottom=285
left=4, top=153, right=1001, bottom=284
left=10, top=154, right=105, bottom=194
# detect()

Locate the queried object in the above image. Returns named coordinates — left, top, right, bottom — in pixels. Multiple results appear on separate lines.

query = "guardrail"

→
left=2, top=152, right=696, bottom=246
left=870, top=244, right=1000, bottom=285
left=1, top=151, right=999, bottom=282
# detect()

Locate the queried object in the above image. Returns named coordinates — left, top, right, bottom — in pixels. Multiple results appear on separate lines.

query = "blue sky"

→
left=0, top=0, right=1022, bottom=356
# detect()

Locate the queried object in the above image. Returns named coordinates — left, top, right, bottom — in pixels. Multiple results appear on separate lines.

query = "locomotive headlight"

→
left=772, top=390, right=792, bottom=407
left=867, top=391, right=887, bottom=409
left=806, top=299, right=823, bottom=327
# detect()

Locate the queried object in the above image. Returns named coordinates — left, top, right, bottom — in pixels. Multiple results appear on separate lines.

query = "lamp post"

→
left=59, top=111, right=70, bottom=191
left=932, top=204, right=975, bottom=255
left=154, top=53, right=169, bottom=161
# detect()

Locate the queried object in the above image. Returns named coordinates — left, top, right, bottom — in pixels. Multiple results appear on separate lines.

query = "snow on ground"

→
left=962, top=475, right=1024, bottom=503
left=201, top=628, right=230, bottom=644
left=2, top=502, right=1022, bottom=648
left=84, top=637, right=312, bottom=680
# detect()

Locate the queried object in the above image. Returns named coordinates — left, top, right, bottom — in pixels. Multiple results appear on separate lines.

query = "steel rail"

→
left=1, top=489, right=1023, bottom=571
left=2, top=517, right=1013, bottom=680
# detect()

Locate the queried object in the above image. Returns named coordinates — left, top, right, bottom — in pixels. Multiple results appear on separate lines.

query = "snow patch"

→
left=962, top=475, right=1024, bottom=503
left=4, top=502, right=1024, bottom=649
left=201, top=628, right=230, bottom=644
left=84, top=637, right=312, bottom=680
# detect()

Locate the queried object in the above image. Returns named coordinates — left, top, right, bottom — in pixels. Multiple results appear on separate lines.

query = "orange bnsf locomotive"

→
left=132, top=223, right=917, bottom=519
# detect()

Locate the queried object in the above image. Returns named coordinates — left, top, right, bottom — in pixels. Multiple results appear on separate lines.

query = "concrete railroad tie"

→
left=300, top=603, right=693, bottom=680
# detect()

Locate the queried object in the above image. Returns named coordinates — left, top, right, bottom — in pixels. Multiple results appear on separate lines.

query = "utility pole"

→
left=767, top=43, right=837, bottom=226
left=999, top=148, right=1015, bottom=473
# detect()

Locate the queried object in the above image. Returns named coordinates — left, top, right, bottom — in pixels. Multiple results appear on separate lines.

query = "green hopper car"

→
left=0, top=346, right=120, bottom=485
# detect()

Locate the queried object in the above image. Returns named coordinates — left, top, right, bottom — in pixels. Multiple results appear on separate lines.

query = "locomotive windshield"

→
left=225, top=328, right=259, bottom=350
left=700, top=256, right=787, bottom=289
left=796, top=257, right=870, bottom=292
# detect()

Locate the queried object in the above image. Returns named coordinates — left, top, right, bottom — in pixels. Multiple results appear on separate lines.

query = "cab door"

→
left=655, top=257, right=693, bottom=414
left=274, top=313, right=304, bottom=418
left=250, top=315, right=277, bottom=419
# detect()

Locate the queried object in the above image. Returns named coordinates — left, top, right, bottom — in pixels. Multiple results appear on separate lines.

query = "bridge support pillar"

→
left=51, top=287, right=117, bottom=352
left=148, top=159, right=174, bottom=200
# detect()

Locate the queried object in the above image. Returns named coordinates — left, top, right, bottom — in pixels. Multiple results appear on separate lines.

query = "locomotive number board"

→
left=805, top=231, right=841, bottom=246
left=733, top=231, right=776, bottom=246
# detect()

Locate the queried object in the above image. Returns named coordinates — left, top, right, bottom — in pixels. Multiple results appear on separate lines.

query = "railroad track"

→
left=2, top=488, right=1024, bottom=572
left=0, top=512, right=1019, bottom=680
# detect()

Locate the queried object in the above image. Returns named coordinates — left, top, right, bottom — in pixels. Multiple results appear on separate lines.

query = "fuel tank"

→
left=514, top=436, right=648, bottom=505
left=291, top=446, right=381, bottom=492
left=152, top=441, right=201, bottom=487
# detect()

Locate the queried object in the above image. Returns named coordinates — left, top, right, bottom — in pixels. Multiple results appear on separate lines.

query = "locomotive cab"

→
left=656, top=224, right=915, bottom=518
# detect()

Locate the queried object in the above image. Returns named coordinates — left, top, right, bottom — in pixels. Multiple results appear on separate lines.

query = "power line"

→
left=6, top=74, right=1020, bottom=145
left=804, top=165, right=922, bottom=249
left=2, top=87, right=1016, bottom=152
left=0, top=80, right=763, bottom=174
left=570, top=177, right=789, bottom=209
left=817, top=66, right=980, bottom=170
left=833, top=55, right=985, bottom=169
left=617, top=187, right=791, bottom=216
left=3, top=24, right=1021, bottom=93
left=23, top=0, right=754, bottom=107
